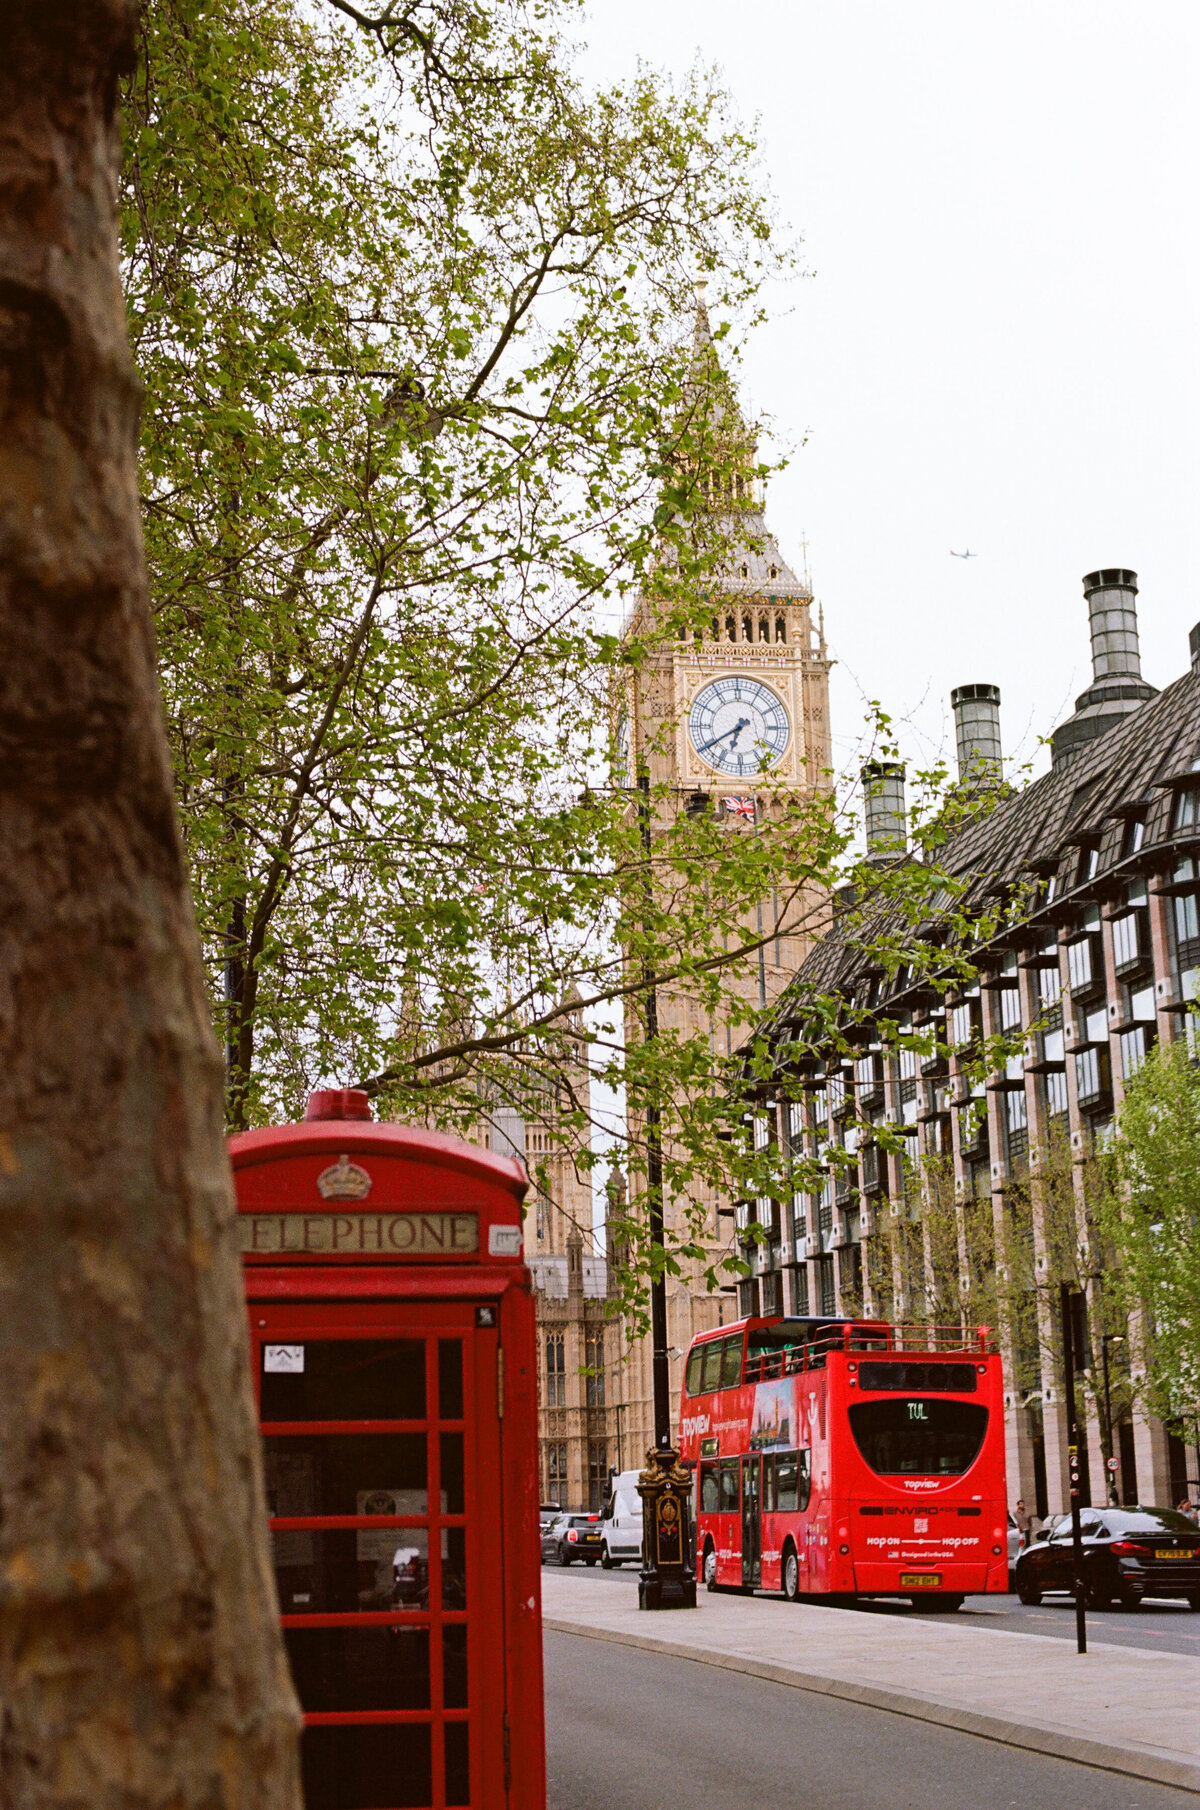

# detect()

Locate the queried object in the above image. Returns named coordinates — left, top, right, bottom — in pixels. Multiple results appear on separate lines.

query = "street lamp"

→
left=1101, top=1334, right=1125, bottom=1508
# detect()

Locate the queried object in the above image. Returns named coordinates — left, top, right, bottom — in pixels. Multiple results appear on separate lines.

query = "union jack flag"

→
left=722, top=795, right=757, bottom=820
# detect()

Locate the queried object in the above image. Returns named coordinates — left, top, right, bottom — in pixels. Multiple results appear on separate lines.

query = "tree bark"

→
left=0, top=5, right=303, bottom=1804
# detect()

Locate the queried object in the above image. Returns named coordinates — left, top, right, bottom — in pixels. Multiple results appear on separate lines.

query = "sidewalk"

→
left=541, top=1570, right=1200, bottom=1795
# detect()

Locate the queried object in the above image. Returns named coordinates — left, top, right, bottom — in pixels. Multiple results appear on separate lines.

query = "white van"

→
left=599, top=1469, right=644, bottom=1568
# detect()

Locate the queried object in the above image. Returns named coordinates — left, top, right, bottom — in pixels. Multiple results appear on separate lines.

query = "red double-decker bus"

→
left=679, top=1314, right=1007, bottom=1611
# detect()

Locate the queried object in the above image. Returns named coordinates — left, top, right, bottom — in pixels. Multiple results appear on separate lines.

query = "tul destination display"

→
left=239, top=1209, right=478, bottom=1256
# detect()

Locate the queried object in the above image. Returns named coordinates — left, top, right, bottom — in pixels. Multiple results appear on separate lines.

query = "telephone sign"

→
left=233, top=1088, right=544, bottom=1810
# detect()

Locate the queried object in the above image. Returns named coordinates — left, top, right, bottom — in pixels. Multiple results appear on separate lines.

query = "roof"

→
left=755, top=660, right=1200, bottom=1053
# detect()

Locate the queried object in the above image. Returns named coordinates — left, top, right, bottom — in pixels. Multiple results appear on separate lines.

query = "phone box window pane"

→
left=261, top=1340, right=425, bottom=1422
left=442, top=1526, right=467, bottom=1609
left=273, top=1527, right=428, bottom=1615
left=441, top=1432, right=465, bottom=1515
left=445, top=1723, right=470, bottom=1807
left=264, top=1433, right=427, bottom=1519
left=443, top=1623, right=469, bottom=1709
left=438, top=1340, right=464, bottom=1419
left=283, top=1626, right=429, bottom=1712
left=301, top=1723, right=431, bottom=1810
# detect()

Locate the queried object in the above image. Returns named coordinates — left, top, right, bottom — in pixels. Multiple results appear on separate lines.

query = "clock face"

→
left=687, top=677, right=790, bottom=777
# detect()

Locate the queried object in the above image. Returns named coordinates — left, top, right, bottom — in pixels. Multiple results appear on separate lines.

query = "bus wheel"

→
left=703, top=1543, right=717, bottom=1592
left=782, top=1545, right=801, bottom=1603
left=920, top=1593, right=964, bottom=1613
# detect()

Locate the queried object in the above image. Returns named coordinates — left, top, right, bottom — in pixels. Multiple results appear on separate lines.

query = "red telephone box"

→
left=231, top=1088, right=545, bottom=1810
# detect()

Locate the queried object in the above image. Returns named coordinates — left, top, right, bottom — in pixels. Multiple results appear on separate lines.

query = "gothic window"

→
left=775, top=615, right=786, bottom=643
left=742, top=614, right=753, bottom=642
left=545, top=1331, right=565, bottom=1406
left=758, top=616, right=769, bottom=642
left=768, top=564, right=778, bottom=580
left=739, top=564, right=748, bottom=579
left=725, top=614, right=736, bottom=641
left=585, top=1330, right=605, bottom=1406
left=587, top=1441, right=608, bottom=1512
left=546, top=1441, right=568, bottom=1502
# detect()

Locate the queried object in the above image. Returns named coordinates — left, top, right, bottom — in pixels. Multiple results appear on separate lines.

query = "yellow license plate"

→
left=1155, top=1549, right=1181, bottom=1559
left=900, top=1572, right=942, bottom=1588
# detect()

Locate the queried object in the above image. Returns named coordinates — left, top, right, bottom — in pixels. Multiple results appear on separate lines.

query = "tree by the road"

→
left=1098, top=1038, right=1200, bottom=1426
left=0, top=4, right=301, bottom=1802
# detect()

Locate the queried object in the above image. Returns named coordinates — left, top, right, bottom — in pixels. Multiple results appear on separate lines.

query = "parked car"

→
left=541, top=1512, right=603, bottom=1566
left=1013, top=1506, right=1200, bottom=1610
left=599, top=1470, right=643, bottom=1568
left=539, top=1501, right=562, bottom=1534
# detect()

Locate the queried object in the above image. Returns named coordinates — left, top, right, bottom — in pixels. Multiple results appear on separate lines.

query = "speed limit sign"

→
left=1107, top=1456, right=1119, bottom=1472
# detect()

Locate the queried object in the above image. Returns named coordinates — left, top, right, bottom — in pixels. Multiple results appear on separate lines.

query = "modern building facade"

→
left=739, top=570, right=1200, bottom=1519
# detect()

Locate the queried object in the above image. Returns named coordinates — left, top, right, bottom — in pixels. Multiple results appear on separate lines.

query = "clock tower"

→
left=613, top=305, right=833, bottom=1462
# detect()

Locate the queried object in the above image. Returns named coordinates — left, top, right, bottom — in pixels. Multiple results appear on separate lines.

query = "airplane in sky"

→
left=950, top=548, right=978, bottom=560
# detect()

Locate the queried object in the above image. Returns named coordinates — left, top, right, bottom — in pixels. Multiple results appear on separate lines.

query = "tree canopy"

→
left=121, top=0, right=984, bottom=1310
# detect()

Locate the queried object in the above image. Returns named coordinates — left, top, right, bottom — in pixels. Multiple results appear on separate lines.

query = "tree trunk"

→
left=0, top=5, right=303, bottom=1804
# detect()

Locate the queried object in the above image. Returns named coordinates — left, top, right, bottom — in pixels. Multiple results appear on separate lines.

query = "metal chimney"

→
left=1050, top=569, right=1157, bottom=770
left=950, top=683, right=1002, bottom=785
left=862, top=761, right=906, bottom=860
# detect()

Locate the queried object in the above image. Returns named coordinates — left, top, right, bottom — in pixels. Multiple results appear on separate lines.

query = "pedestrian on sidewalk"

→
left=1013, top=1497, right=1034, bottom=1549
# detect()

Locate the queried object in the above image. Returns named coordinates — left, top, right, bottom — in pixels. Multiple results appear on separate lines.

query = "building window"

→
left=794, top=1264, right=810, bottom=1314
left=1120, top=1025, right=1151, bottom=1080
left=1123, top=816, right=1146, bottom=856
left=1005, top=1088, right=1028, bottom=1163
left=1175, top=892, right=1200, bottom=971
left=1045, top=1067, right=1069, bottom=1119
left=1174, top=787, right=1200, bottom=833
left=775, top=615, right=786, bottom=643
left=999, top=986, right=1022, bottom=1031
left=761, top=1270, right=783, bottom=1316
left=1112, top=912, right=1145, bottom=971
left=585, top=1331, right=605, bottom=1406
left=587, top=1441, right=608, bottom=1513
left=1075, top=1046, right=1109, bottom=1107
left=546, top=1441, right=568, bottom=1503
left=545, top=1332, right=565, bottom=1407
left=817, top=1255, right=836, bottom=1316
left=1066, top=936, right=1097, bottom=993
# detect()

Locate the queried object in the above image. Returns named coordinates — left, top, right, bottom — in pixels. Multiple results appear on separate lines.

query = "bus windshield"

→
left=848, top=1399, right=988, bottom=1476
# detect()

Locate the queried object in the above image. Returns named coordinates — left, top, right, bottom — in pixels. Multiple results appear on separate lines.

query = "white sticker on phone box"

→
left=488, top=1224, right=523, bottom=1257
left=264, top=1344, right=305, bottom=1373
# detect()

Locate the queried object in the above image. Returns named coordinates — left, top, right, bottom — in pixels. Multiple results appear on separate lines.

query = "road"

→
left=553, top=1557, right=1200, bottom=1657
left=544, top=1628, right=1197, bottom=1810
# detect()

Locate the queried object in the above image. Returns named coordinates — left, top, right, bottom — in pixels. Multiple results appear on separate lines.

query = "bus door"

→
left=741, top=1456, right=761, bottom=1588
left=251, top=1299, right=501, bottom=1810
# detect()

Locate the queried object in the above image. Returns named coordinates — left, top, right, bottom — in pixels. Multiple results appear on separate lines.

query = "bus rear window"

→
left=685, top=1347, right=704, bottom=1396
left=858, top=1362, right=978, bottom=1393
left=848, top=1399, right=988, bottom=1476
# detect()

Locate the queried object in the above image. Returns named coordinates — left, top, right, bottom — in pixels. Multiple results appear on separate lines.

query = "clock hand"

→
left=697, top=716, right=751, bottom=756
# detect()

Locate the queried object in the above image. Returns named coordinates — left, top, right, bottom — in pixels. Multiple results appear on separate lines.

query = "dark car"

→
left=1014, top=1506, right=1200, bottom=1610
left=540, top=1512, right=602, bottom=1566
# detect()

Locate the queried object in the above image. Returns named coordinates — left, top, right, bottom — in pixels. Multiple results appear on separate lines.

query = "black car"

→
left=1014, top=1506, right=1200, bottom=1610
left=540, top=1512, right=603, bottom=1566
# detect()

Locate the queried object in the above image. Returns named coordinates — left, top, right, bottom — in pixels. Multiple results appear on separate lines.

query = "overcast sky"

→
left=582, top=0, right=1200, bottom=788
